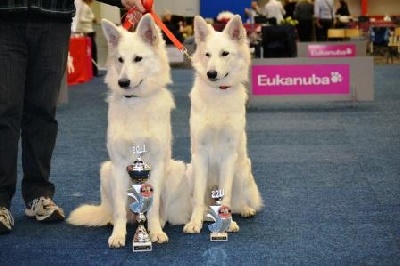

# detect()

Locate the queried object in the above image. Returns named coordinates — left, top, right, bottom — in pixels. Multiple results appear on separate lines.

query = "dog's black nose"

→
left=207, top=71, right=218, bottom=81
left=118, top=79, right=130, bottom=88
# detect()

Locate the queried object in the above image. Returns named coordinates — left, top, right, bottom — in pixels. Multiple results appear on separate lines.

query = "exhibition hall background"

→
left=89, top=0, right=400, bottom=70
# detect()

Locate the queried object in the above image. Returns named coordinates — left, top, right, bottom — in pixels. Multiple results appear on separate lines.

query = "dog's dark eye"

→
left=221, top=51, right=229, bottom=57
left=134, top=56, right=142, bottom=63
left=205, top=52, right=210, bottom=57
left=118, top=57, right=124, bottom=63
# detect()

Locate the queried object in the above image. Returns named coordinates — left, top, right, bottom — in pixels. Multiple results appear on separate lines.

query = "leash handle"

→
left=122, top=0, right=153, bottom=29
left=122, top=7, right=142, bottom=29
left=122, top=0, right=190, bottom=60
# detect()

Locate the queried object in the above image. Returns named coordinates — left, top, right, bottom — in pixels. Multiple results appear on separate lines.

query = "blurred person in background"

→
left=245, top=1, right=263, bottom=24
left=335, top=0, right=351, bottom=28
left=314, top=0, right=334, bottom=41
left=264, top=0, right=286, bottom=25
left=283, top=0, right=297, bottom=18
left=75, top=0, right=99, bottom=76
left=294, top=0, right=314, bottom=41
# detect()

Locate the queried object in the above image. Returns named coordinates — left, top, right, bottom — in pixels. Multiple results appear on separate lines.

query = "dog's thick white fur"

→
left=183, top=15, right=263, bottom=234
left=67, top=14, right=191, bottom=248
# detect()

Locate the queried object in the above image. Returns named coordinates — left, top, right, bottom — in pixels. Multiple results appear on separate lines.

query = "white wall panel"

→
left=153, top=0, right=200, bottom=16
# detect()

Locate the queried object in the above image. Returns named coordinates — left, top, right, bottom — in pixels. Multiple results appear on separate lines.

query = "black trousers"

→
left=87, top=32, right=98, bottom=76
left=316, top=18, right=334, bottom=41
left=296, top=19, right=313, bottom=42
left=0, top=17, right=71, bottom=208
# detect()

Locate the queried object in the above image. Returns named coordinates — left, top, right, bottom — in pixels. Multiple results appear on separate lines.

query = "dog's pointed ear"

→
left=223, top=15, right=246, bottom=43
left=194, top=16, right=212, bottom=43
left=101, top=19, right=122, bottom=48
left=136, top=13, right=159, bottom=46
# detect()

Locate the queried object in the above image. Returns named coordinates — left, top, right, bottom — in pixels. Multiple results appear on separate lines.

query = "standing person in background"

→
left=264, top=0, right=286, bottom=25
left=283, top=0, right=297, bottom=19
left=335, top=0, right=351, bottom=28
left=336, top=0, right=350, bottom=16
left=294, top=0, right=314, bottom=41
left=314, top=0, right=334, bottom=41
left=75, top=0, right=99, bottom=76
left=245, top=1, right=263, bottom=24
left=0, top=0, right=147, bottom=234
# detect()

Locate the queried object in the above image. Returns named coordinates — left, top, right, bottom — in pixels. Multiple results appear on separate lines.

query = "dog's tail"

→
left=67, top=161, right=114, bottom=226
left=67, top=204, right=112, bottom=226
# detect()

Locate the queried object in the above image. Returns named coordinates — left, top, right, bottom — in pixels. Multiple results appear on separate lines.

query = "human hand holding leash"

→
left=121, top=0, right=153, bottom=13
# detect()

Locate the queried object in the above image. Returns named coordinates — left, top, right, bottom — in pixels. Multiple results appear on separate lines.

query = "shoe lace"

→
left=30, top=197, right=57, bottom=212
left=0, top=207, right=14, bottom=226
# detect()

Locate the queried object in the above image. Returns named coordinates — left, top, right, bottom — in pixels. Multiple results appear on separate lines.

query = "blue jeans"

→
left=0, top=17, right=71, bottom=208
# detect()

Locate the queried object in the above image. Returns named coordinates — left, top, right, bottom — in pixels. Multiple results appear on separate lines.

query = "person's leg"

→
left=0, top=19, right=28, bottom=209
left=315, top=22, right=324, bottom=41
left=21, top=20, right=70, bottom=204
left=88, top=32, right=98, bottom=76
left=305, top=20, right=313, bottom=42
left=321, top=19, right=334, bottom=41
left=297, top=21, right=307, bottom=41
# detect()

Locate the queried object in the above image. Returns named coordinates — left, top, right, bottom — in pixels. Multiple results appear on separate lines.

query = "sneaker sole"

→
left=25, top=210, right=65, bottom=223
left=0, top=222, right=12, bottom=234
left=37, top=210, right=65, bottom=223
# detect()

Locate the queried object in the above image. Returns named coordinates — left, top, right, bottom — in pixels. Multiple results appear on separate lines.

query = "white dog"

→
left=67, top=14, right=191, bottom=248
left=183, top=15, right=263, bottom=234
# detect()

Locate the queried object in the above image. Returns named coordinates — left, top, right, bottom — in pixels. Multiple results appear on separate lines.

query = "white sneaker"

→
left=0, top=207, right=14, bottom=233
left=25, top=197, right=65, bottom=222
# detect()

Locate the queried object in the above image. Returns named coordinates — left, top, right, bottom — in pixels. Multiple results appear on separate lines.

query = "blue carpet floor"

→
left=1, top=65, right=399, bottom=265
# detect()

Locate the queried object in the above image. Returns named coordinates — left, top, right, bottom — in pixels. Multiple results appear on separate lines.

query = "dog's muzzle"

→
left=118, top=79, right=130, bottom=88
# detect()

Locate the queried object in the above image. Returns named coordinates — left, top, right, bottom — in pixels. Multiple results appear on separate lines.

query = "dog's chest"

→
left=192, top=109, right=245, bottom=158
left=191, top=101, right=245, bottom=135
left=107, top=103, right=170, bottom=159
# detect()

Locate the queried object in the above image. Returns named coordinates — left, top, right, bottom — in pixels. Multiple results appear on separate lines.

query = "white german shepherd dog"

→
left=68, top=14, right=191, bottom=248
left=183, top=16, right=263, bottom=234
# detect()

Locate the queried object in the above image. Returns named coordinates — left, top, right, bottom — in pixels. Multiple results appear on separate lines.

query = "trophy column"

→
left=126, top=146, right=153, bottom=252
left=207, top=189, right=232, bottom=241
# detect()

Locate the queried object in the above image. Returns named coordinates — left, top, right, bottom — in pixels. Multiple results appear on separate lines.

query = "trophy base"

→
left=210, top=232, right=228, bottom=241
left=132, top=241, right=152, bottom=252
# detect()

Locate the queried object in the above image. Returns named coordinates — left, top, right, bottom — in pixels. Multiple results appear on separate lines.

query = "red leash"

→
left=122, top=0, right=190, bottom=59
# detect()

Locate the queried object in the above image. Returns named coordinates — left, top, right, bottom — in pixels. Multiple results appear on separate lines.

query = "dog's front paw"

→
left=227, top=221, right=240, bottom=233
left=150, top=231, right=169, bottom=243
left=108, top=233, right=126, bottom=248
left=183, top=222, right=202, bottom=233
left=241, top=206, right=257, bottom=217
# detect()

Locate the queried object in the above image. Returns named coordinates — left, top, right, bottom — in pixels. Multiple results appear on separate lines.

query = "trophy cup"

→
left=126, top=145, right=153, bottom=252
left=207, top=188, right=232, bottom=241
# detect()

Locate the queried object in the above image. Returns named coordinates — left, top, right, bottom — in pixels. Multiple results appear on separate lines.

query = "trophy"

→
left=126, top=145, right=153, bottom=252
left=207, top=188, right=232, bottom=241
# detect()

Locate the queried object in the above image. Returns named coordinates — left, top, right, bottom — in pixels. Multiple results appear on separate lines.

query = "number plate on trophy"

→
left=133, top=241, right=152, bottom=252
left=210, top=232, right=228, bottom=241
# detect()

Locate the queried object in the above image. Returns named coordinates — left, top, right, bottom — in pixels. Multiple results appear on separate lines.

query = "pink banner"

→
left=252, top=64, right=350, bottom=95
left=308, top=44, right=357, bottom=57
